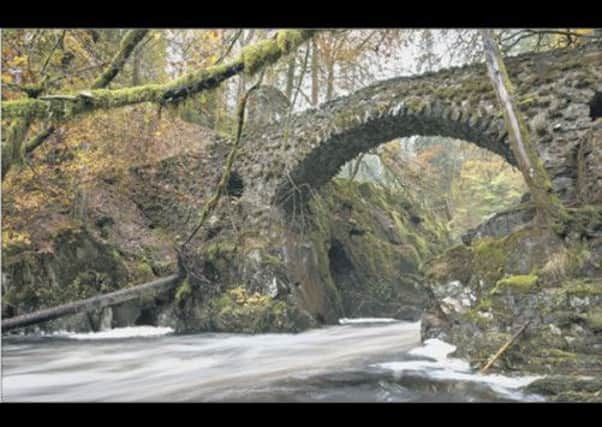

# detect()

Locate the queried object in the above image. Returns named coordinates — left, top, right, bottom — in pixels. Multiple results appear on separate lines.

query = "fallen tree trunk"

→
left=2, top=273, right=181, bottom=332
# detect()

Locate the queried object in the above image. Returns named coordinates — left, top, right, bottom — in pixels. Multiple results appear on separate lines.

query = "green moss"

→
left=242, top=30, right=315, bottom=75
left=586, top=312, right=602, bottom=332
left=242, top=40, right=281, bottom=76
left=464, top=311, right=494, bottom=329
left=425, top=244, right=473, bottom=284
left=493, top=274, right=539, bottom=294
left=175, top=278, right=192, bottom=304
left=472, top=237, right=506, bottom=285
left=276, top=31, right=304, bottom=54
left=262, top=253, right=284, bottom=267
left=203, top=241, right=237, bottom=258
left=137, top=261, right=154, bottom=277
left=406, top=97, right=426, bottom=112
left=207, top=286, right=301, bottom=333
left=2, top=98, right=50, bottom=120
left=570, top=280, right=602, bottom=296
left=474, top=297, right=493, bottom=311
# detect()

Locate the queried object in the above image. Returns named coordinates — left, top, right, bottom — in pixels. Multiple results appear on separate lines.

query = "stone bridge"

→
left=182, top=42, right=601, bottom=326
left=237, top=42, right=601, bottom=218
left=6, top=44, right=601, bottom=333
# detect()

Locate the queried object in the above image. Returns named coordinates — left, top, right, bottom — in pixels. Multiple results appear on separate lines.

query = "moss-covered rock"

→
left=305, top=179, right=450, bottom=320
left=2, top=227, right=129, bottom=312
left=1, top=226, right=141, bottom=332
left=208, top=287, right=314, bottom=333
left=421, top=223, right=602, bottom=388
left=166, top=176, right=450, bottom=332
left=493, top=274, right=539, bottom=294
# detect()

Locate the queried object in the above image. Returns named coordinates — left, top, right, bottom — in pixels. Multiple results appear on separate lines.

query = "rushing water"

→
left=1, top=320, right=544, bottom=402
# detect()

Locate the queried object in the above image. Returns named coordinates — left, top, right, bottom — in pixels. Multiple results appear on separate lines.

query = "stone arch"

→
left=235, top=41, right=600, bottom=216
left=273, top=102, right=515, bottom=215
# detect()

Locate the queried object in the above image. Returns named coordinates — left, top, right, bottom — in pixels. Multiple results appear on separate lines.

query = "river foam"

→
left=338, top=318, right=398, bottom=324
left=55, top=326, right=175, bottom=340
left=373, top=338, right=544, bottom=400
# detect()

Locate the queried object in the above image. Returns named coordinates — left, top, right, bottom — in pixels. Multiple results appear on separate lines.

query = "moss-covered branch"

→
left=24, top=125, right=56, bottom=153
left=2, top=30, right=154, bottom=180
left=2, top=30, right=318, bottom=122
left=91, top=29, right=149, bottom=89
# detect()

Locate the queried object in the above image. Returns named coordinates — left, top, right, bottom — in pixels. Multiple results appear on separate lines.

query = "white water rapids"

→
left=1, top=320, right=544, bottom=402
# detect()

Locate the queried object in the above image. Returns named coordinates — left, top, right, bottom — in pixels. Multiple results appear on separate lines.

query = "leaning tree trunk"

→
left=480, top=29, right=570, bottom=232
left=326, top=58, right=334, bottom=101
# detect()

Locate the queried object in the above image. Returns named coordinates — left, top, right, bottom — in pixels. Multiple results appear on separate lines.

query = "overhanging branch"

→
left=2, top=30, right=318, bottom=122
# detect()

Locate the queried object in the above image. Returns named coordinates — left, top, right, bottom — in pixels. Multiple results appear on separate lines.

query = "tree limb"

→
left=3, top=29, right=148, bottom=179
left=40, top=30, right=67, bottom=77
left=25, top=125, right=56, bottom=153
left=91, top=29, right=149, bottom=89
left=215, top=29, right=243, bottom=65
left=3, top=30, right=318, bottom=122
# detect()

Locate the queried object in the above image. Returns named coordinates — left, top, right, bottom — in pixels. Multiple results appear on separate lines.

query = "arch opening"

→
left=336, top=135, right=527, bottom=242
left=294, top=134, right=527, bottom=321
left=273, top=105, right=518, bottom=217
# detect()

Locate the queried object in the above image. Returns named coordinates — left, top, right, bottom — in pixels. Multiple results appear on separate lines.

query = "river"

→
left=1, top=320, right=545, bottom=402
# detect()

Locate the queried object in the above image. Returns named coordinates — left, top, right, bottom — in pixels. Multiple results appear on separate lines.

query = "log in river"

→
left=2, top=274, right=181, bottom=332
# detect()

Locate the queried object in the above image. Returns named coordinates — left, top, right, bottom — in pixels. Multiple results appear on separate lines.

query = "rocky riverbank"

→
left=2, top=126, right=449, bottom=334
left=420, top=122, right=602, bottom=401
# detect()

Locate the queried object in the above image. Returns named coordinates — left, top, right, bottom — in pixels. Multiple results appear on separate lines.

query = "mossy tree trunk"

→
left=480, top=30, right=571, bottom=232
left=1, top=118, right=31, bottom=180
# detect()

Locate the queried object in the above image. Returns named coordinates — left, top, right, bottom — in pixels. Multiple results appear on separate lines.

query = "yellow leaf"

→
left=12, top=55, right=27, bottom=66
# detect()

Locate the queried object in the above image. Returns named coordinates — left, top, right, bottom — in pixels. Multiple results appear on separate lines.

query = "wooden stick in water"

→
left=479, top=320, right=530, bottom=374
